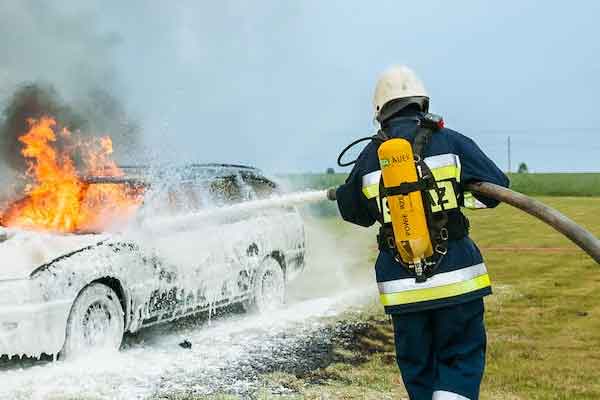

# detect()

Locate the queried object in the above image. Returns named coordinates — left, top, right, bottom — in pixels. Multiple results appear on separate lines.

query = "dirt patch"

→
left=249, top=316, right=396, bottom=396
left=158, top=316, right=396, bottom=398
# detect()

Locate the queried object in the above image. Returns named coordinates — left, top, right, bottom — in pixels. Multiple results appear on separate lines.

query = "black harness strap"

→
left=381, top=179, right=433, bottom=197
left=376, top=117, right=464, bottom=281
left=413, top=126, right=430, bottom=162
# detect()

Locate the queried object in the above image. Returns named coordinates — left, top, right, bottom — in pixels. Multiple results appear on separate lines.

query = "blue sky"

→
left=4, top=1, right=600, bottom=173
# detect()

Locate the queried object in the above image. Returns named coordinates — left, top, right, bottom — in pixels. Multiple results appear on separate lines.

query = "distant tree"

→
left=517, top=162, right=529, bottom=174
left=326, top=167, right=335, bottom=174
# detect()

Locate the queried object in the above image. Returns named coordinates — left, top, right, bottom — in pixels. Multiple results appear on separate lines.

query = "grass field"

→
left=249, top=196, right=600, bottom=399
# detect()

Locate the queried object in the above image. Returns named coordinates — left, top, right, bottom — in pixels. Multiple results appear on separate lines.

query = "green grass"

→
left=253, top=197, right=600, bottom=399
left=469, top=197, right=600, bottom=399
left=281, top=173, right=600, bottom=197
left=508, top=173, right=600, bottom=196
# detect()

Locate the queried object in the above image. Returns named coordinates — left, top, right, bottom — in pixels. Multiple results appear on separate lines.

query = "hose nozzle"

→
left=326, top=187, right=337, bottom=201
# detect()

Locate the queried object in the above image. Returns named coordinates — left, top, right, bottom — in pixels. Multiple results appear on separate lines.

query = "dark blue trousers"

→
left=391, top=299, right=486, bottom=400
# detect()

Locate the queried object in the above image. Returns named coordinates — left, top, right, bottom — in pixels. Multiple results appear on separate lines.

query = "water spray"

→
left=143, top=190, right=329, bottom=233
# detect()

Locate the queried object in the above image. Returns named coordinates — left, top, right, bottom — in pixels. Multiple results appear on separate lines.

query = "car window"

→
left=207, top=173, right=277, bottom=204
left=175, top=183, right=206, bottom=211
left=141, top=170, right=278, bottom=214
left=163, top=186, right=195, bottom=214
left=243, top=176, right=278, bottom=199
left=141, top=181, right=206, bottom=216
left=208, top=175, right=244, bottom=205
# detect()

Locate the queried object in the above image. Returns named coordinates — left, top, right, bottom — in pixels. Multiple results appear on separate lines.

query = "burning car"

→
left=0, top=117, right=305, bottom=359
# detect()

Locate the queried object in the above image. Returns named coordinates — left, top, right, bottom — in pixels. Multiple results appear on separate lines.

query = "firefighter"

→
left=333, top=65, right=509, bottom=400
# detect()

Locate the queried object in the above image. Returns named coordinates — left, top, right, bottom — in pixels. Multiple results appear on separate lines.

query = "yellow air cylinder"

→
left=378, top=138, right=433, bottom=265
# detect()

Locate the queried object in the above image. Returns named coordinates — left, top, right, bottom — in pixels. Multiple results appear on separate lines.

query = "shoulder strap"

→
left=375, top=128, right=389, bottom=141
left=412, top=126, right=433, bottom=160
left=413, top=112, right=444, bottom=158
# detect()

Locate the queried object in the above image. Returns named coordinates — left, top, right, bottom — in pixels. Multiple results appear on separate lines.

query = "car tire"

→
left=243, top=257, right=285, bottom=313
left=60, top=283, right=124, bottom=360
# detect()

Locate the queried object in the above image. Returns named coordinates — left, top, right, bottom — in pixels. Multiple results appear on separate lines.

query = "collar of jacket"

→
left=381, top=111, right=422, bottom=140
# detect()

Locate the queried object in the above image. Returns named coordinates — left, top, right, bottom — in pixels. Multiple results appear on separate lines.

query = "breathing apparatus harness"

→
left=337, top=113, right=469, bottom=282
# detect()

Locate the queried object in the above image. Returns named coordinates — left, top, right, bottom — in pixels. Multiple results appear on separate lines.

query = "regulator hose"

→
left=326, top=182, right=600, bottom=264
left=336, top=136, right=381, bottom=167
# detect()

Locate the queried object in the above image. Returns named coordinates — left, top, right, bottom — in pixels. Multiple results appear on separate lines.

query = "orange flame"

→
left=0, top=116, right=143, bottom=233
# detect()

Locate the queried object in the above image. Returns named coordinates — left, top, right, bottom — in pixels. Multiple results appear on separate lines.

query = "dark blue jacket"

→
left=336, top=112, right=509, bottom=314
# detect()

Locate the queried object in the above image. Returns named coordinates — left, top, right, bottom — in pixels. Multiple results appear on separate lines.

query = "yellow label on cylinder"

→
left=378, top=139, right=433, bottom=264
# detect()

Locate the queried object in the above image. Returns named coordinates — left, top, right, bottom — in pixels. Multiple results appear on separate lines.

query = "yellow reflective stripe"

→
left=430, top=165, right=461, bottom=182
left=379, top=274, right=491, bottom=306
left=362, top=184, right=379, bottom=199
left=429, top=181, right=459, bottom=212
left=379, top=263, right=487, bottom=292
left=362, top=171, right=381, bottom=199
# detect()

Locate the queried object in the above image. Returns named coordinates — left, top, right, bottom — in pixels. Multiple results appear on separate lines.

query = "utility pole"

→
left=507, top=136, right=512, bottom=173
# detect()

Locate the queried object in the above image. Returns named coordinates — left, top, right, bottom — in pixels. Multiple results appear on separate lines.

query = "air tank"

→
left=378, top=138, right=433, bottom=268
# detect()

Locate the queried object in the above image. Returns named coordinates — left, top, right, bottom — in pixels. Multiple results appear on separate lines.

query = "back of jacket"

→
left=336, top=111, right=510, bottom=314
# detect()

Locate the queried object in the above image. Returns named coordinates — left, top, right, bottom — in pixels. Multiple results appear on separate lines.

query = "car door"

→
left=143, top=174, right=254, bottom=320
left=231, top=174, right=305, bottom=281
left=201, top=173, right=259, bottom=302
left=136, top=181, right=211, bottom=324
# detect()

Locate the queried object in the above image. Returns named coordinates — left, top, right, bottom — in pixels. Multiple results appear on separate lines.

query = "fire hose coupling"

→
left=326, top=187, right=338, bottom=201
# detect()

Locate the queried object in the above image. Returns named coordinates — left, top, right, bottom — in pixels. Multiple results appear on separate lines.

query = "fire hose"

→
left=326, top=182, right=600, bottom=264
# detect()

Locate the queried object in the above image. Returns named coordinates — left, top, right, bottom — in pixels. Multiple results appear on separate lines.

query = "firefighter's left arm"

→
left=335, top=146, right=377, bottom=227
left=454, top=132, right=510, bottom=208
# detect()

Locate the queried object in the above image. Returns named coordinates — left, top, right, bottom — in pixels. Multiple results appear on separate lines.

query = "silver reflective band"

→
left=464, top=192, right=488, bottom=209
left=378, top=263, right=487, bottom=294
left=361, top=153, right=460, bottom=189
left=433, top=391, right=471, bottom=400
left=424, top=153, right=461, bottom=170
left=362, top=170, right=381, bottom=187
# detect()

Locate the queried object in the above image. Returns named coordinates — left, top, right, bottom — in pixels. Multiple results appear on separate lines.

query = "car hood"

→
left=0, top=228, right=109, bottom=280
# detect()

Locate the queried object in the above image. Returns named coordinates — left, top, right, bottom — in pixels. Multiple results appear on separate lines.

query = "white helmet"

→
left=373, top=65, right=428, bottom=120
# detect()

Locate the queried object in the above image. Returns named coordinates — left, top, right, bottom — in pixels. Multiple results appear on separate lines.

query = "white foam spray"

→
left=143, top=190, right=329, bottom=233
left=0, top=188, right=384, bottom=399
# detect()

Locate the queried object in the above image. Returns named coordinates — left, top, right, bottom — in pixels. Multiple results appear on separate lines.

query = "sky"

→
left=2, top=1, right=600, bottom=173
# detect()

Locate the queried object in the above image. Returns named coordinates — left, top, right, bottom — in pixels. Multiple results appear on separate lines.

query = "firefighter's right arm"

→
left=335, top=147, right=377, bottom=227
left=453, top=132, right=510, bottom=208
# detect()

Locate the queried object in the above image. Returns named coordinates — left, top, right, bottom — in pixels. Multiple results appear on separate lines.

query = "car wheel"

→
left=60, top=283, right=124, bottom=360
left=244, top=257, right=285, bottom=313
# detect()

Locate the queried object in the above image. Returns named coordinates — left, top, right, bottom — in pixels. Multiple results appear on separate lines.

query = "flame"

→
left=0, top=116, right=143, bottom=233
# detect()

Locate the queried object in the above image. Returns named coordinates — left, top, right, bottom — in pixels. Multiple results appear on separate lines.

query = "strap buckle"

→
left=386, top=236, right=395, bottom=249
left=439, top=227, right=449, bottom=241
left=435, top=244, right=448, bottom=255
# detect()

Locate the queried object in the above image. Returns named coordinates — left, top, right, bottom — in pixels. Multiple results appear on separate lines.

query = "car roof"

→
left=124, top=163, right=264, bottom=181
left=83, top=163, right=272, bottom=187
left=119, top=163, right=259, bottom=172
